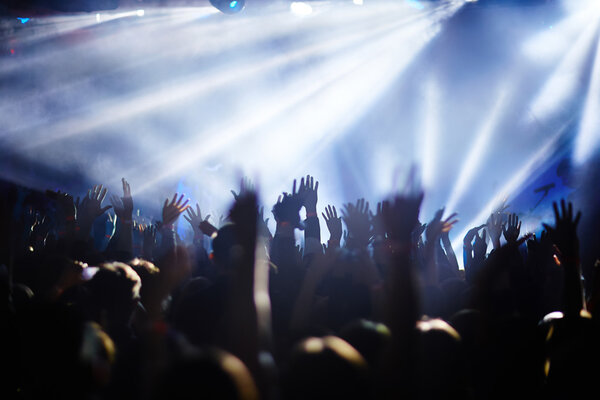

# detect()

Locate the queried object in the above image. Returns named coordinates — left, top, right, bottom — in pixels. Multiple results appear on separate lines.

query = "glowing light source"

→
left=353, top=0, right=364, bottom=5
left=17, top=17, right=30, bottom=24
left=291, top=2, right=313, bottom=16
left=210, top=0, right=245, bottom=14
left=136, top=9, right=145, bottom=17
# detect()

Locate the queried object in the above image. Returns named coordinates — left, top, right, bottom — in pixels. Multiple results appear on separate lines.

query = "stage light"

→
left=17, top=17, right=30, bottom=24
left=210, top=0, right=245, bottom=14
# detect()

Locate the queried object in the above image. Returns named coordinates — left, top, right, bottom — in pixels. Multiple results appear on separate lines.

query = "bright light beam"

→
left=131, top=1, right=464, bottom=195
left=418, top=78, right=441, bottom=194
left=451, top=126, right=567, bottom=268
left=10, top=8, right=432, bottom=149
left=574, top=29, right=600, bottom=165
left=529, top=17, right=600, bottom=123
left=521, top=8, right=597, bottom=64
left=0, top=10, right=211, bottom=75
left=445, top=86, right=511, bottom=213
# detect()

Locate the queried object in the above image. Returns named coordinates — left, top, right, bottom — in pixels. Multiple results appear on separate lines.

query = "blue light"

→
left=229, top=0, right=238, bottom=8
left=17, top=17, right=30, bottom=24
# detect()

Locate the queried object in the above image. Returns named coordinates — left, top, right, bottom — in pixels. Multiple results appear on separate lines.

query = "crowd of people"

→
left=0, top=168, right=599, bottom=400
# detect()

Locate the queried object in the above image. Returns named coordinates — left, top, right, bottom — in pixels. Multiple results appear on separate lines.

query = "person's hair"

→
left=283, top=336, right=371, bottom=400
left=154, top=347, right=258, bottom=400
left=85, top=262, right=141, bottom=324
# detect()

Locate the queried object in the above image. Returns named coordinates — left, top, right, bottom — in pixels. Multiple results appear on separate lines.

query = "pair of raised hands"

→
left=487, top=210, right=523, bottom=249
left=272, top=175, right=319, bottom=228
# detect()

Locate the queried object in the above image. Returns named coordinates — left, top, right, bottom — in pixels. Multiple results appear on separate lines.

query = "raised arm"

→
left=542, top=199, right=584, bottom=317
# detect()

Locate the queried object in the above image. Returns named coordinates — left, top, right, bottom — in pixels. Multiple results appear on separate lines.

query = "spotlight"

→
left=210, top=0, right=245, bottom=14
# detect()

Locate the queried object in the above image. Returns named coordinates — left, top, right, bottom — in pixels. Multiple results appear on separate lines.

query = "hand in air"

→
left=322, top=204, right=342, bottom=243
left=162, top=193, right=190, bottom=227
left=110, top=178, right=133, bottom=222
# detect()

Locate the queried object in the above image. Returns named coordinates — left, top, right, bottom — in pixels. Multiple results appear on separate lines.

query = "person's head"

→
left=154, top=347, right=258, bottom=400
left=128, top=257, right=159, bottom=305
left=416, top=318, right=466, bottom=399
left=283, top=336, right=371, bottom=400
left=339, top=319, right=391, bottom=369
left=85, top=261, right=141, bottom=327
left=169, top=276, right=219, bottom=346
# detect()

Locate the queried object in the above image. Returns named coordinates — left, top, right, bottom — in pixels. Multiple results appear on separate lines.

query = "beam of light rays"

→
left=528, top=16, right=600, bottom=123
left=450, top=125, right=568, bottom=268
left=196, top=0, right=466, bottom=235
left=561, top=0, right=600, bottom=14
left=418, top=77, right=441, bottom=195
left=574, top=24, right=600, bottom=166
left=1, top=1, right=431, bottom=79
left=128, top=1, right=465, bottom=198
left=521, top=8, right=598, bottom=64
left=129, top=12, right=449, bottom=195
left=2, top=8, right=208, bottom=49
left=0, top=9, right=216, bottom=75
left=0, top=5, right=429, bottom=117
left=445, top=85, right=511, bottom=214
left=3, top=6, right=435, bottom=147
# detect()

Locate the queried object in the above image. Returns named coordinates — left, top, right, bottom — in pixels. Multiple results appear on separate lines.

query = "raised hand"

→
left=473, top=228, right=487, bottom=260
left=229, top=190, right=259, bottom=250
left=370, top=201, right=388, bottom=239
left=142, top=223, right=157, bottom=260
left=383, top=191, right=424, bottom=243
left=487, top=212, right=504, bottom=250
left=298, top=175, right=319, bottom=214
left=543, top=199, right=584, bottom=316
left=341, top=198, right=371, bottom=249
left=230, top=177, right=254, bottom=201
left=184, top=203, right=210, bottom=237
left=425, top=208, right=458, bottom=244
left=464, top=226, right=487, bottom=283
left=322, top=204, right=342, bottom=244
left=502, top=213, right=521, bottom=244
left=110, top=178, right=133, bottom=222
left=162, top=193, right=190, bottom=227
left=542, top=199, right=581, bottom=260
left=463, top=224, right=486, bottom=248
left=77, top=185, right=112, bottom=235
left=272, top=180, right=303, bottom=230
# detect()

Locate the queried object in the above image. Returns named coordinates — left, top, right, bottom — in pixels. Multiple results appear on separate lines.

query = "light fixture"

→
left=210, top=0, right=245, bottom=14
